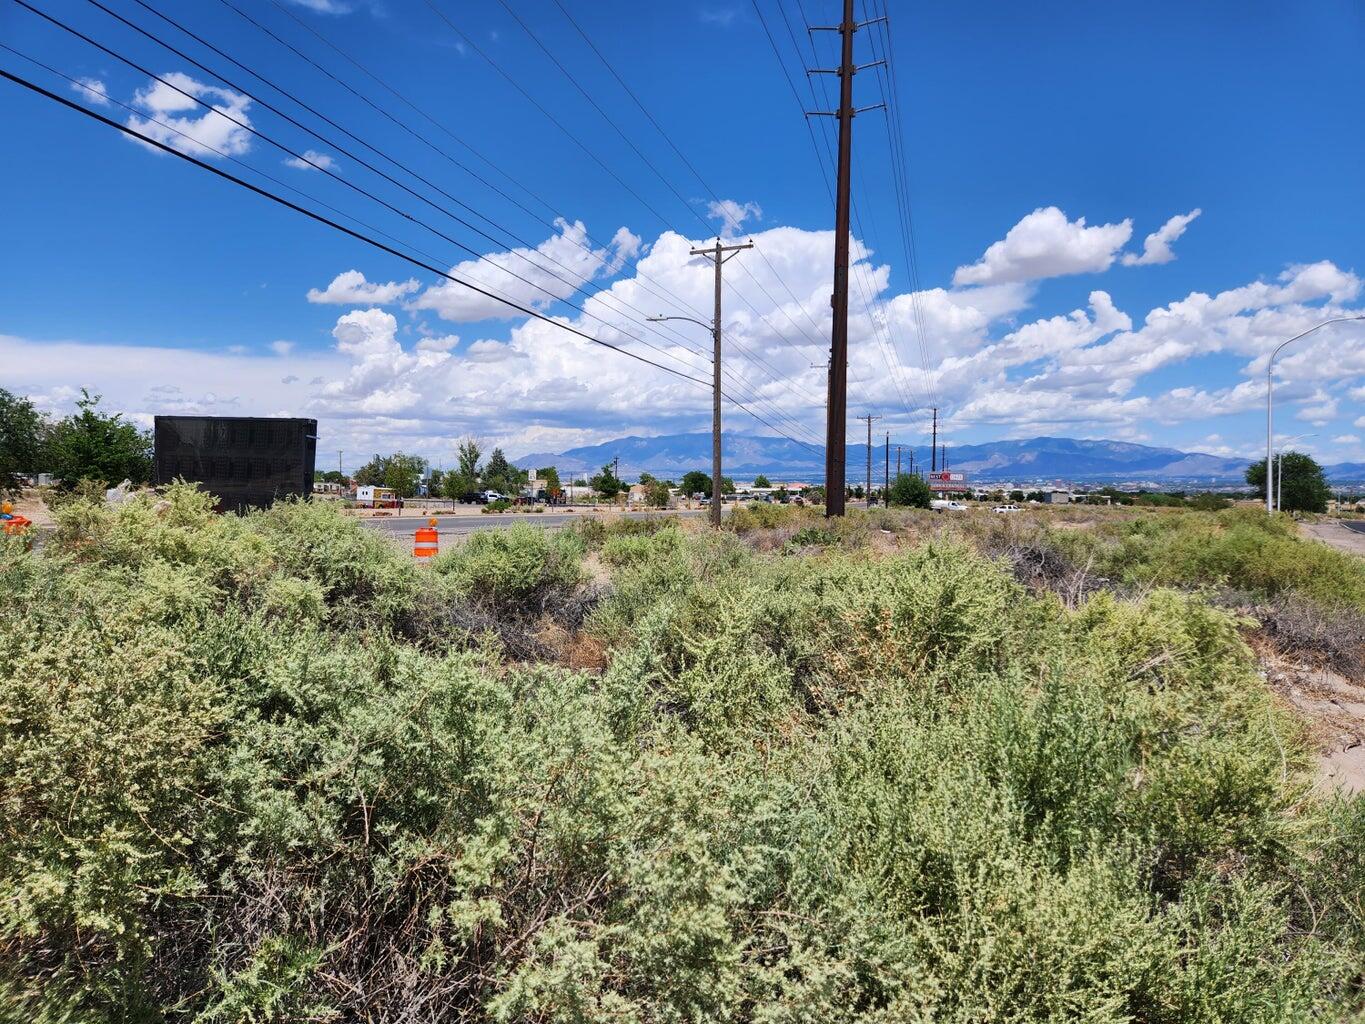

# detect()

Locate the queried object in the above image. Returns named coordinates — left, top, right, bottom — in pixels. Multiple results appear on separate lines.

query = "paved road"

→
left=1301, top=520, right=1365, bottom=559
left=360, top=508, right=705, bottom=545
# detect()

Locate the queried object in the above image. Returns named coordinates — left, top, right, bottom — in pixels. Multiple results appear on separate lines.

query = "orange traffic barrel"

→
left=414, top=518, right=439, bottom=558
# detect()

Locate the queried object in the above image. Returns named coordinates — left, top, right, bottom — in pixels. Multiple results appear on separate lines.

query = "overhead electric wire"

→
left=19, top=0, right=721, bottom=381
left=260, top=0, right=737, bottom=345
left=756, top=0, right=921, bottom=422
left=214, top=0, right=821, bottom=424
left=0, top=66, right=824, bottom=453
left=791, top=0, right=933, bottom=419
left=862, top=0, right=940, bottom=410
left=544, top=0, right=832, bottom=356
left=430, top=0, right=829, bottom=395
left=138, top=0, right=819, bottom=444
left=207, top=0, right=817, bottom=438
left=491, top=0, right=826, bottom=357
left=74, top=0, right=718, bottom=378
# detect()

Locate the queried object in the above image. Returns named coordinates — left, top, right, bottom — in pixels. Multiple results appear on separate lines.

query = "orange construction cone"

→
left=414, top=517, right=439, bottom=558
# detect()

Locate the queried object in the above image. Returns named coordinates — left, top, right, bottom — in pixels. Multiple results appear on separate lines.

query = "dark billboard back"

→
left=154, top=416, right=317, bottom=512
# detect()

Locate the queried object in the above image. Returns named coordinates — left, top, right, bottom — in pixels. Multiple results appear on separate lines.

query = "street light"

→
left=1265, top=316, right=1365, bottom=513
left=1273, top=432, right=1316, bottom=512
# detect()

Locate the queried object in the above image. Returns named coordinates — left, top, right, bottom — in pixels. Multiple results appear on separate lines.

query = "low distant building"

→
left=1042, top=490, right=1072, bottom=504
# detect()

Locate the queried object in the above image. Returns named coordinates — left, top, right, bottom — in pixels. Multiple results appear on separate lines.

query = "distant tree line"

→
left=0, top=387, right=152, bottom=495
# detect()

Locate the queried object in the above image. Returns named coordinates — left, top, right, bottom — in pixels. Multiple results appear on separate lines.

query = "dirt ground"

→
left=5, top=491, right=55, bottom=529
left=1265, top=658, right=1365, bottom=796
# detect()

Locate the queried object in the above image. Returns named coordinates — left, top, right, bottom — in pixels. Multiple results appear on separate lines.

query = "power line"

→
left=0, top=66, right=822, bottom=455
left=209, top=0, right=821, bottom=421
left=754, top=0, right=922, bottom=423
left=20, top=0, right=719, bottom=381
left=548, top=0, right=832, bottom=351
left=431, top=0, right=828, bottom=391
left=82, top=0, right=713, bottom=372
left=258, top=0, right=738, bottom=347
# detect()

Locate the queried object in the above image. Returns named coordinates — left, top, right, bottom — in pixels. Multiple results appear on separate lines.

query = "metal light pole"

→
left=1265, top=317, right=1365, bottom=513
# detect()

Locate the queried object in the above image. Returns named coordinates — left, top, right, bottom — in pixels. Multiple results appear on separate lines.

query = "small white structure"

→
left=355, top=485, right=399, bottom=507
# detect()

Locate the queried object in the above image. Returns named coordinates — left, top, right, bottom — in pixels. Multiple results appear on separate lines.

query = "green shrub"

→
left=434, top=523, right=585, bottom=613
left=3, top=498, right=1364, bottom=1021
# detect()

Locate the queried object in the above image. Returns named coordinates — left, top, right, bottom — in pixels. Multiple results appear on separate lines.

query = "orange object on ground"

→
left=414, top=519, right=439, bottom=558
left=1, top=516, right=30, bottom=536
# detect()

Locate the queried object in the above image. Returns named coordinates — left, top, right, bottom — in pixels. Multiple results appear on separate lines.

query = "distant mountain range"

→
left=514, top=433, right=1365, bottom=486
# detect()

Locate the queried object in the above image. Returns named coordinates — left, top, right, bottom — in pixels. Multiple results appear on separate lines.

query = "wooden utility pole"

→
left=884, top=431, right=890, bottom=500
left=930, top=407, right=939, bottom=471
left=856, top=413, right=880, bottom=502
left=896, top=444, right=902, bottom=479
left=654, top=240, right=751, bottom=527
left=811, top=0, right=884, bottom=517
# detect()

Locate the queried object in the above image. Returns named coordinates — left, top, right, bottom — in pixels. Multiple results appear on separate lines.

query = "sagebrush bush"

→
left=434, top=522, right=585, bottom=613
left=2, top=493, right=1363, bottom=1021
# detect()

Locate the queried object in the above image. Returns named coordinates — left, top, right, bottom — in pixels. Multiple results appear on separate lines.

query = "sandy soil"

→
left=5, top=491, right=56, bottom=529
left=1263, top=655, right=1365, bottom=796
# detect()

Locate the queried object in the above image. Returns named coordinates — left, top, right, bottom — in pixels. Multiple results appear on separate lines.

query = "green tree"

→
left=382, top=453, right=427, bottom=498
left=1247, top=452, right=1330, bottom=513
left=644, top=480, right=671, bottom=507
left=680, top=470, right=711, bottom=498
left=353, top=455, right=388, bottom=487
left=752, top=473, right=771, bottom=488
left=46, top=389, right=151, bottom=487
left=482, top=448, right=525, bottom=496
left=0, top=388, right=46, bottom=494
left=457, top=438, right=483, bottom=480
left=888, top=472, right=931, bottom=508
left=590, top=462, right=624, bottom=498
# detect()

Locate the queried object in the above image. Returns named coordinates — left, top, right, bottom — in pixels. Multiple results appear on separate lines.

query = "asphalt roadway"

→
left=1345, top=521, right=1365, bottom=535
left=359, top=508, right=706, bottom=550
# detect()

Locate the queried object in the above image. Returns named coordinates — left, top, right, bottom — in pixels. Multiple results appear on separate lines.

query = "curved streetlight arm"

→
left=1266, top=316, right=1365, bottom=513
left=647, top=313, right=713, bottom=334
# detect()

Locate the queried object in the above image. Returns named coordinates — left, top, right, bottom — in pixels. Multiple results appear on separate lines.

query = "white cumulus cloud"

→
left=953, top=207, right=1133, bottom=287
left=125, top=72, right=253, bottom=159
left=1122, top=209, right=1202, bottom=266
left=284, top=149, right=337, bottom=171
left=706, top=199, right=762, bottom=234
left=71, top=77, right=111, bottom=106
left=307, top=270, right=419, bottom=305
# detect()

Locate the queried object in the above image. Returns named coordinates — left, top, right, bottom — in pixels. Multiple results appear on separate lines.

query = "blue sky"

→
left=1, top=0, right=1362, bottom=470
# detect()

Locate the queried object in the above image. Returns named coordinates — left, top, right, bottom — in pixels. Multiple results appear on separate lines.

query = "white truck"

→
left=930, top=499, right=969, bottom=512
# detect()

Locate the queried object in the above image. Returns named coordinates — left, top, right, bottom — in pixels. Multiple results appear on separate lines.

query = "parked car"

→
left=992, top=503, right=1022, bottom=514
left=481, top=490, right=504, bottom=503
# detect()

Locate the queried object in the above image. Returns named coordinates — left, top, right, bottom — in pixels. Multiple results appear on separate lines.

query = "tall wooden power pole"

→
left=811, top=0, right=884, bottom=517
left=651, top=239, right=751, bottom=527
left=856, top=413, right=880, bottom=502
left=884, top=431, right=890, bottom=500
left=930, top=407, right=939, bottom=472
